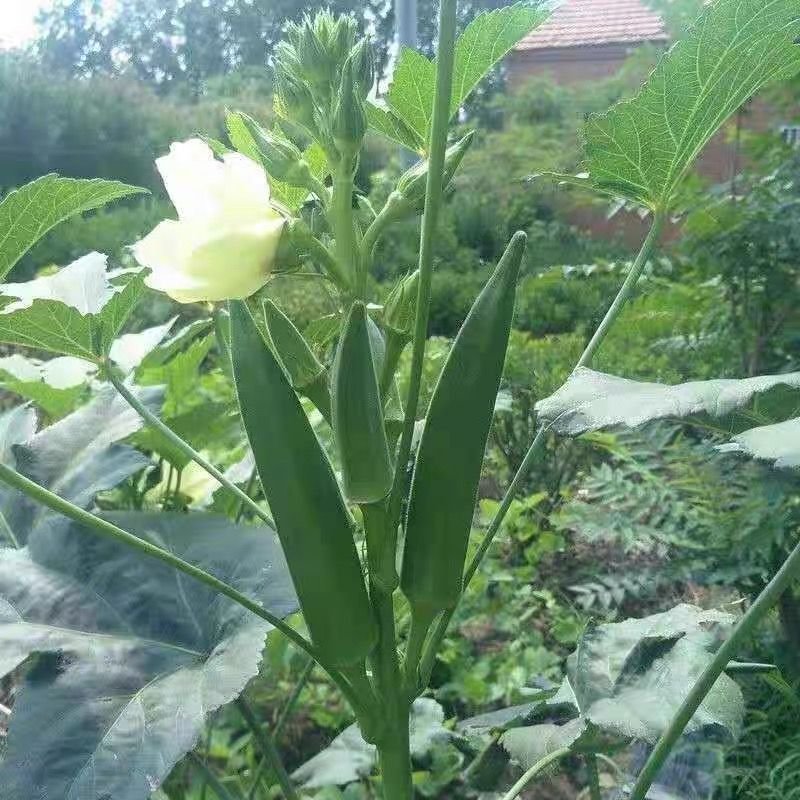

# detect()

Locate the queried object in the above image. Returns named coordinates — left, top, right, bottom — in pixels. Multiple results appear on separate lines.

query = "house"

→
left=508, top=0, right=668, bottom=87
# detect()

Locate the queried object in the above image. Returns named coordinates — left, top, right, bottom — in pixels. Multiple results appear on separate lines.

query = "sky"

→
left=0, top=0, right=52, bottom=48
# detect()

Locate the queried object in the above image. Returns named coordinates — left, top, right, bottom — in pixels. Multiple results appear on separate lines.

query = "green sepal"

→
left=401, top=231, right=527, bottom=615
left=332, top=301, right=394, bottom=504
left=230, top=300, right=377, bottom=667
left=384, top=269, right=419, bottom=339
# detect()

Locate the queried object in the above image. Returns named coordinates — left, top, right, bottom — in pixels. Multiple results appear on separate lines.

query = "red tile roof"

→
left=516, top=0, right=668, bottom=50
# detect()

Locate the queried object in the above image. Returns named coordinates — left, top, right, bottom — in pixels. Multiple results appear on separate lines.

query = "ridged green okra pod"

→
left=230, top=300, right=377, bottom=667
left=401, top=231, right=527, bottom=618
left=332, top=301, right=394, bottom=503
left=263, top=299, right=331, bottom=422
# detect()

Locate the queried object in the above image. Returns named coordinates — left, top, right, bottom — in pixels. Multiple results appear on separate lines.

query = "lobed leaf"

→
left=450, top=3, right=547, bottom=116
left=386, top=47, right=437, bottom=141
left=536, top=367, right=800, bottom=435
left=0, top=512, right=297, bottom=800
left=581, top=0, right=800, bottom=209
left=0, top=174, right=146, bottom=281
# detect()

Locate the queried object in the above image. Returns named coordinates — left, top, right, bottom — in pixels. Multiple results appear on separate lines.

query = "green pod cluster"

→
left=332, top=301, right=393, bottom=504
left=230, top=301, right=377, bottom=667
left=263, top=299, right=331, bottom=422
left=401, top=231, right=527, bottom=617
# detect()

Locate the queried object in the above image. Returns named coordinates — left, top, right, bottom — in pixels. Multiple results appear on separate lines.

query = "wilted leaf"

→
left=581, top=0, right=800, bottom=208
left=719, top=416, right=800, bottom=470
left=0, top=253, right=147, bottom=360
left=0, top=174, right=146, bottom=280
left=0, top=511, right=298, bottom=800
left=536, top=367, right=800, bottom=435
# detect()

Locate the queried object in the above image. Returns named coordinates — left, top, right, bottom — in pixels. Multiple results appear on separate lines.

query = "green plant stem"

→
left=386, top=0, right=459, bottom=542
left=626, top=537, right=800, bottom=800
left=417, top=213, right=664, bottom=687
left=586, top=753, right=601, bottom=800
left=0, top=459, right=323, bottom=664
left=303, top=231, right=349, bottom=289
left=379, top=332, right=408, bottom=402
left=402, top=606, right=435, bottom=690
left=103, top=365, right=275, bottom=529
left=359, top=193, right=407, bottom=269
left=189, top=753, right=242, bottom=800
left=577, top=211, right=664, bottom=368
left=332, top=161, right=359, bottom=294
left=237, top=699, right=299, bottom=800
left=500, top=747, right=571, bottom=800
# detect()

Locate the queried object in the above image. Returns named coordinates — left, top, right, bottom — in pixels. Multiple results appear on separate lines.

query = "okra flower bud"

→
left=333, top=59, right=367, bottom=155
left=384, top=269, right=419, bottom=339
left=396, top=131, right=475, bottom=210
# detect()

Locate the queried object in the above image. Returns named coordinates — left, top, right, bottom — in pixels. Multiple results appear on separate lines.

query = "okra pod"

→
left=230, top=300, right=377, bottom=667
left=331, top=301, right=394, bottom=503
left=401, top=232, right=527, bottom=616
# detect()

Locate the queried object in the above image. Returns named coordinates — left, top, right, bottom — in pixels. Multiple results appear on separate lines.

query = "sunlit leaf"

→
left=536, top=367, right=800, bottom=435
left=109, top=317, right=177, bottom=374
left=581, top=0, right=800, bottom=208
left=0, top=354, right=96, bottom=417
left=0, top=174, right=146, bottom=280
left=719, top=416, right=800, bottom=470
left=0, top=253, right=147, bottom=360
left=366, top=102, right=425, bottom=153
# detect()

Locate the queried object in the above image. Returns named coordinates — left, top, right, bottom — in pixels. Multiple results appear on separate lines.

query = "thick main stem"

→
left=378, top=712, right=413, bottom=800
left=626, top=537, right=800, bottom=800
left=387, top=0, right=459, bottom=538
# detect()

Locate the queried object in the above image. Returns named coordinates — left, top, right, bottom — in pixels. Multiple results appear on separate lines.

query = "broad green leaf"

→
left=137, top=318, right=214, bottom=370
left=385, top=5, right=545, bottom=142
left=0, top=253, right=147, bottom=360
left=719, top=416, right=800, bottom=470
left=0, top=385, right=160, bottom=549
left=501, top=605, right=743, bottom=766
left=293, top=699, right=452, bottom=789
left=450, top=3, right=547, bottom=115
left=365, top=102, right=425, bottom=153
left=0, top=511, right=298, bottom=800
left=536, top=367, right=800, bottom=435
left=0, top=354, right=96, bottom=417
left=0, top=174, right=146, bottom=280
left=582, top=0, right=800, bottom=209
left=386, top=47, right=436, bottom=141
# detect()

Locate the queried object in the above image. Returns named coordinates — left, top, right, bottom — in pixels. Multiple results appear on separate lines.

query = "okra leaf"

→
left=108, top=317, right=177, bottom=374
left=0, top=252, right=147, bottom=360
left=0, top=174, right=146, bottom=281
left=536, top=367, right=800, bottom=435
left=581, top=0, right=800, bottom=209
left=0, top=354, right=96, bottom=418
left=500, top=605, right=743, bottom=766
left=385, top=4, right=546, bottom=142
left=0, top=511, right=298, bottom=800
left=719, top=416, right=800, bottom=470
left=450, top=3, right=547, bottom=116
left=365, top=101, right=425, bottom=153
left=293, top=699, right=453, bottom=789
left=386, top=47, right=436, bottom=141
left=0, top=385, right=160, bottom=549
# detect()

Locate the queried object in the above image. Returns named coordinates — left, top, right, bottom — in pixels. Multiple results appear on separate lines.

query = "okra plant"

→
left=1, top=0, right=800, bottom=798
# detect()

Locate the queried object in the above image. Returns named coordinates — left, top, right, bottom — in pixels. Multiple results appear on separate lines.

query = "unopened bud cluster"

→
left=274, top=11, right=374, bottom=163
